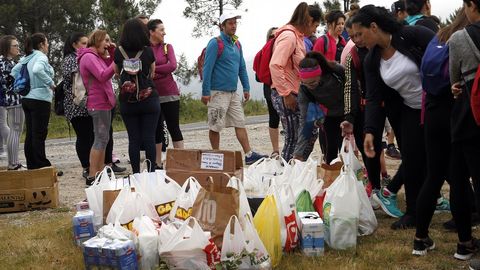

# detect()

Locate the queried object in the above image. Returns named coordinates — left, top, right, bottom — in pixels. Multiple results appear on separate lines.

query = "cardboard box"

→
left=298, top=212, right=324, bottom=256
left=165, top=149, right=243, bottom=187
left=0, top=167, right=59, bottom=213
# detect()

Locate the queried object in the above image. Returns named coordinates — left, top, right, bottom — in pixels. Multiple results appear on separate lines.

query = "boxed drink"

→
left=298, top=212, right=324, bottom=256
left=73, top=210, right=95, bottom=246
left=83, top=237, right=138, bottom=270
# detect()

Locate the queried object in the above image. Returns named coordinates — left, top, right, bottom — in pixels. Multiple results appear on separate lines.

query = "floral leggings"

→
left=271, top=90, right=300, bottom=161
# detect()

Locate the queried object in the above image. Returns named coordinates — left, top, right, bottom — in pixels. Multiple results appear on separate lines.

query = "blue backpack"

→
left=420, top=36, right=450, bottom=96
left=13, top=63, right=31, bottom=96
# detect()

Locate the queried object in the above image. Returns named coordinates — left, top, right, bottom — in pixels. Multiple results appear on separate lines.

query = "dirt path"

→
left=0, top=116, right=402, bottom=213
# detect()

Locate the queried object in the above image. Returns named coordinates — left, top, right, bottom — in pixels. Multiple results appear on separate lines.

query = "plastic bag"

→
left=159, top=217, right=220, bottom=270
left=169, top=177, right=202, bottom=223
left=253, top=195, right=282, bottom=267
left=291, top=157, right=324, bottom=200
left=323, top=167, right=360, bottom=250
left=220, top=216, right=251, bottom=269
left=133, top=216, right=159, bottom=270
left=243, top=214, right=271, bottom=269
left=105, top=186, right=160, bottom=229
left=243, top=157, right=286, bottom=198
left=296, top=190, right=316, bottom=212
left=132, top=170, right=181, bottom=221
left=356, top=180, right=378, bottom=236
left=271, top=183, right=299, bottom=252
left=227, top=176, right=254, bottom=228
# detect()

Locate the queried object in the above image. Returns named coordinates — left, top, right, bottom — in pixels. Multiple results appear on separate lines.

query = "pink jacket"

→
left=78, top=47, right=116, bottom=110
left=152, top=43, right=179, bottom=96
left=269, top=24, right=306, bottom=96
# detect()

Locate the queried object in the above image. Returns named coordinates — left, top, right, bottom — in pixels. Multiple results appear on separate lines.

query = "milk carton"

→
left=298, top=212, right=324, bottom=256
left=73, top=210, right=95, bottom=246
left=82, top=237, right=138, bottom=270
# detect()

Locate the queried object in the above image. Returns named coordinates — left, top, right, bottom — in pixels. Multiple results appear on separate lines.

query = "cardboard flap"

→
left=166, top=149, right=242, bottom=172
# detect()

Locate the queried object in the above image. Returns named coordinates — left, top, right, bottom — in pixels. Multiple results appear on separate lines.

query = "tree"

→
left=343, top=0, right=360, bottom=13
left=183, top=0, right=245, bottom=38
left=174, top=53, right=197, bottom=85
left=323, top=0, right=342, bottom=13
left=441, top=7, right=462, bottom=27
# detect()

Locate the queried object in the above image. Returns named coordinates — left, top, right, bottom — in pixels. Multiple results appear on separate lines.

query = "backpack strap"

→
left=322, top=35, right=329, bottom=54
left=215, top=36, right=224, bottom=58
left=164, top=43, right=168, bottom=55
left=118, top=46, right=130, bottom=59
left=350, top=46, right=362, bottom=77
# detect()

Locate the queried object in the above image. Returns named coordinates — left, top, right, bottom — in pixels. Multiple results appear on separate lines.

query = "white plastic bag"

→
left=323, top=167, right=360, bottom=250
left=227, top=176, right=253, bottom=227
left=243, top=214, right=271, bottom=269
left=269, top=183, right=299, bottom=252
left=159, top=217, right=220, bottom=270
left=221, top=216, right=251, bottom=269
left=169, top=177, right=202, bottom=223
left=105, top=186, right=160, bottom=228
left=133, top=216, right=159, bottom=270
left=85, top=166, right=123, bottom=226
left=132, top=170, right=181, bottom=221
left=291, top=157, right=324, bottom=200
left=356, top=180, right=378, bottom=236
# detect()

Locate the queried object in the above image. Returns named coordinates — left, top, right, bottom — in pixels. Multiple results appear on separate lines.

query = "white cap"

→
left=219, top=12, right=241, bottom=24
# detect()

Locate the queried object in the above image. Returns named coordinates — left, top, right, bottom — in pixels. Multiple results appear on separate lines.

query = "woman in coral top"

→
left=269, top=2, right=321, bottom=161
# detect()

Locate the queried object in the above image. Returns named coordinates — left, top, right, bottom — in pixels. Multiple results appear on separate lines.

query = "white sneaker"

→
left=370, top=194, right=381, bottom=210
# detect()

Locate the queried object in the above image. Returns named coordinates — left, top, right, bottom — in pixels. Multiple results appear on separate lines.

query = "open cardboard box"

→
left=165, top=149, right=243, bottom=187
left=0, top=167, right=59, bottom=213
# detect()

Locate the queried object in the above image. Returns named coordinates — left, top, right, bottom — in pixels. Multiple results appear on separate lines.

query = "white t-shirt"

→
left=380, top=51, right=423, bottom=109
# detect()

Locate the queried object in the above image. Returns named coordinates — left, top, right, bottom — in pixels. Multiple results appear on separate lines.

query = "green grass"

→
left=0, top=207, right=468, bottom=270
left=29, top=94, right=268, bottom=141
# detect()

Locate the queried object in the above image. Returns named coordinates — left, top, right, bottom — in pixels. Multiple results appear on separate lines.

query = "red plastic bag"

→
left=314, top=193, right=325, bottom=219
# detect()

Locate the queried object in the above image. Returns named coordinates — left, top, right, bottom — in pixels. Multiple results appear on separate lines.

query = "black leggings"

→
left=263, top=84, right=280, bottom=129
left=70, top=112, right=116, bottom=168
left=386, top=105, right=426, bottom=216
left=121, top=98, right=161, bottom=173
left=416, top=95, right=452, bottom=238
left=450, top=137, right=480, bottom=242
left=353, top=111, right=382, bottom=190
left=22, top=98, right=51, bottom=169
left=155, top=100, right=183, bottom=144
left=318, top=116, right=343, bottom=164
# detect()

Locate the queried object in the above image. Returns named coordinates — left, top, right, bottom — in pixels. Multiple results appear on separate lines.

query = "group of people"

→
left=1, top=0, right=480, bottom=266
left=206, top=0, right=479, bottom=266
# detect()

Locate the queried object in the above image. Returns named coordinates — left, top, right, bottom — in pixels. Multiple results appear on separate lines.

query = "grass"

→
left=0, top=201, right=470, bottom=270
left=39, top=94, right=268, bottom=140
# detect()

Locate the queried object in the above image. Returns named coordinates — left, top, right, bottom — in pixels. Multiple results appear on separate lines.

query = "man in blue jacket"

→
left=201, top=12, right=267, bottom=165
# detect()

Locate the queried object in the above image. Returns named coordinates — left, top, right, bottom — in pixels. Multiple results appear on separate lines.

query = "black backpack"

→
left=54, top=81, right=65, bottom=116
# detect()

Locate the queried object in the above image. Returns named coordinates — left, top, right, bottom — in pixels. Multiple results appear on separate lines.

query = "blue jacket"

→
left=11, top=50, right=54, bottom=103
left=201, top=31, right=250, bottom=96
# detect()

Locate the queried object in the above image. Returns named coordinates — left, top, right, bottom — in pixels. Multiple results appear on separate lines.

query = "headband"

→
left=299, top=66, right=322, bottom=79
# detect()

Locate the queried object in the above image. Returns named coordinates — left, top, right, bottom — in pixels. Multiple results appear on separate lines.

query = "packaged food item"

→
left=298, top=212, right=324, bottom=256
left=73, top=210, right=95, bottom=246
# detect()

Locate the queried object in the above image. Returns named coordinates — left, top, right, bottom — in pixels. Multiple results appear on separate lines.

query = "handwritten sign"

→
left=200, top=153, right=224, bottom=170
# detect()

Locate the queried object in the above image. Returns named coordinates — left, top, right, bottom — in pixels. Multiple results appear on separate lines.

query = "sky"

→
left=152, top=0, right=463, bottom=98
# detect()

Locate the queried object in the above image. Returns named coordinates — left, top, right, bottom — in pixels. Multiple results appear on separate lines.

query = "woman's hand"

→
left=364, top=133, right=375, bottom=158
left=283, top=93, right=297, bottom=111
left=340, top=121, right=353, bottom=137
left=451, top=82, right=463, bottom=99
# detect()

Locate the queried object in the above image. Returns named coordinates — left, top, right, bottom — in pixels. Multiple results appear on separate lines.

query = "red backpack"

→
left=253, top=29, right=295, bottom=86
left=471, top=64, right=480, bottom=126
left=197, top=36, right=240, bottom=80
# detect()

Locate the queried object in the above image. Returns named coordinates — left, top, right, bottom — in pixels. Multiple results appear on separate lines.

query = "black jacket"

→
left=344, top=46, right=368, bottom=124
left=363, top=25, right=435, bottom=135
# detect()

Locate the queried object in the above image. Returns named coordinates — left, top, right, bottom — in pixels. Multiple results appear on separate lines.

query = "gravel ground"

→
left=0, top=117, right=402, bottom=216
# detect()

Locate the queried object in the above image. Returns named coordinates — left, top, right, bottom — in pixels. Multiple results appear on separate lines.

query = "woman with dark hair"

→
left=115, top=18, right=160, bottom=173
left=61, top=33, right=92, bottom=178
left=269, top=2, right=321, bottom=161
left=11, top=33, right=55, bottom=170
left=148, top=18, right=184, bottom=168
left=313, top=10, right=347, bottom=62
left=0, top=35, right=23, bottom=170
left=447, top=0, right=480, bottom=264
left=78, top=29, right=116, bottom=183
left=293, top=51, right=345, bottom=163
left=412, top=8, right=470, bottom=257
left=351, top=5, right=435, bottom=229
left=263, top=26, right=280, bottom=157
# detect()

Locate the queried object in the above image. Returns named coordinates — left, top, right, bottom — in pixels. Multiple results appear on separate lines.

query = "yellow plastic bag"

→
left=253, top=194, right=282, bottom=267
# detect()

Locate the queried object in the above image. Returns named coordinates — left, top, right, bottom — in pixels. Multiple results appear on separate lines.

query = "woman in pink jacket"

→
left=148, top=19, right=184, bottom=168
left=269, top=2, right=321, bottom=161
left=78, top=29, right=116, bottom=184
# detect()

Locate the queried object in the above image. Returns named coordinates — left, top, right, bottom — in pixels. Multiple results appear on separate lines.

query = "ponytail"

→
left=25, top=33, right=47, bottom=56
left=289, top=2, right=311, bottom=31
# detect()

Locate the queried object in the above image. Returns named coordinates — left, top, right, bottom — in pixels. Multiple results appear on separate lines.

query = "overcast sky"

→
left=153, top=0, right=462, bottom=63
left=152, top=0, right=463, bottom=98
